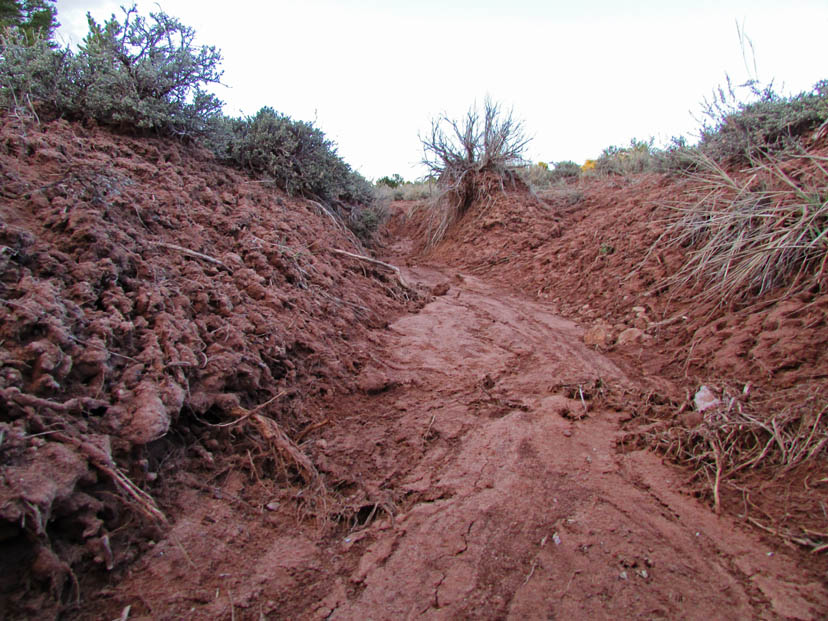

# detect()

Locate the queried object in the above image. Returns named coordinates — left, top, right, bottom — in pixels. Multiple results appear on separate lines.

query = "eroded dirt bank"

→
left=88, top=263, right=827, bottom=620
left=0, top=115, right=412, bottom=618
left=2, top=117, right=825, bottom=619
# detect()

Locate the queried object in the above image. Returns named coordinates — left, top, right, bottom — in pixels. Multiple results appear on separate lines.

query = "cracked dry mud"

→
left=99, top=262, right=827, bottom=620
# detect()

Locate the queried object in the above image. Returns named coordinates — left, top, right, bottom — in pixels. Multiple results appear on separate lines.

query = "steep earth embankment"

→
left=0, top=115, right=412, bottom=618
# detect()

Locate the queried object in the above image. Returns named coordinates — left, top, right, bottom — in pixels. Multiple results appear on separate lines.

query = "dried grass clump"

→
left=419, top=97, right=531, bottom=246
left=628, top=383, right=827, bottom=552
left=661, top=148, right=828, bottom=303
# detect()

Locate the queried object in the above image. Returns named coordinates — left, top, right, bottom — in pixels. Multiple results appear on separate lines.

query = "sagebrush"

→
left=593, top=138, right=658, bottom=176
left=210, top=107, right=374, bottom=208
left=699, top=77, right=828, bottom=164
left=419, top=97, right=530, bottom=245
left=0, top=3, right=382, bottom=240
left=0, top=5, right=223, bottom=136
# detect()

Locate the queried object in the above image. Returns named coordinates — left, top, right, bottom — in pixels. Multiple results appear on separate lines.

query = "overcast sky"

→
left=55, top=1, right=828, bottom=180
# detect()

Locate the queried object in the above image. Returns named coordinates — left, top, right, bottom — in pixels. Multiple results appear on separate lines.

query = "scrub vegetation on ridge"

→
left=0, top=2, right=384, bottom=242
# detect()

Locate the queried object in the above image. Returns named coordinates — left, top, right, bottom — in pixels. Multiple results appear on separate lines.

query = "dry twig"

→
left=331, top=248, right=410, bottom=289
left=153, top=241, right=230, bottom=271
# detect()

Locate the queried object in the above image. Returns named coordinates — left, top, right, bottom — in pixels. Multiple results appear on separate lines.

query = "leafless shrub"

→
left=419, top=97, right=531, bottom=245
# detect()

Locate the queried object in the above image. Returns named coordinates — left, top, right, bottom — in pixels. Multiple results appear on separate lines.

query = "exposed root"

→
left=230, top=404, right=319, bottom=484
left=1, top=387, right=108, bottom=415
left=331, top=248, right=410, bottom=289
left=52, top=432, right=168, bottom=524
left=153, top=241, right=231, bottom=271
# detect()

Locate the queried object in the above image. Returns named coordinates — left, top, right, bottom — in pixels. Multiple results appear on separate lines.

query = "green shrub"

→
left=519, top=161, right=581, bottom=189
left=0, top=0, right=58, bottom=42
left=0, top=4, right=224, bottom=136
left=376, top=174, right=404, bottom=188
left=211, top=107, right=373, bottom=207
left=78, top=6, right=223, bottom=135
left=519, top=162, right=553, bottom=189
left=374, top=179, right=437, bottom=201
left=550, top=160, right=581, bottom=181
left=595, top=138, right=657, bottom=176
left=653, top=136, right=700, bottom=173
left=699, top=78, right=828, bottom=163
left=347, top=201, right=389, bottom=243
left=0, top=28, right=80, bottom=115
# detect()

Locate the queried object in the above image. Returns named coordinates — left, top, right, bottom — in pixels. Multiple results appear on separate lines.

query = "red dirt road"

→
left=96, top=260, right=827, bottom=620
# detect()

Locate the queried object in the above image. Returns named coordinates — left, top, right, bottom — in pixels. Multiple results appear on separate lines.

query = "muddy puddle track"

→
left=101, top=266, right=827, bottom=620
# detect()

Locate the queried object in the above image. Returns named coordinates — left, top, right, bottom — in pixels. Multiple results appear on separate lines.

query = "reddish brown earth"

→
left=0, top=115, right=412, bottom=618
left=406, top=171, right=827, bottom=555
left=1, top=116, right=826, bottom=619
left=75, top=263, right=828, bottom=620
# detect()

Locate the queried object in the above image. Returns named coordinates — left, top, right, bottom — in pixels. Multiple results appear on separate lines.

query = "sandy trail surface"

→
left=99, top=258, right=827, bottom=620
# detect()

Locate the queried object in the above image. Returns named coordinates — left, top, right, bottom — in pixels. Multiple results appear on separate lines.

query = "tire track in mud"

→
left=314, top=265, right=828, bottom=620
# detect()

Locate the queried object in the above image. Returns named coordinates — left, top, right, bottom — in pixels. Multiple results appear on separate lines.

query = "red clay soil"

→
left=1, top=115, right=826, bottom=620
left=421, top=171, right=828, bottom=392
left=0, top=115, right=412, bottom=618
left=81, top=262, right=827, bottom=620
left=408, top=169, right=828, bottom=559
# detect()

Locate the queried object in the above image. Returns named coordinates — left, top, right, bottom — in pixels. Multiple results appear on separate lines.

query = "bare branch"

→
left=418, top=97, right=532, bottom=245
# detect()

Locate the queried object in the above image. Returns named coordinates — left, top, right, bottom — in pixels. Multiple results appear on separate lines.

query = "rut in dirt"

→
left=310, top=264, right=827, bottom=620
left=99, top=261, right=828, bottom=620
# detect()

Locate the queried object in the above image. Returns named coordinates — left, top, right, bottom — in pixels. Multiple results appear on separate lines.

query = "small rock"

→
left=28, top=192, right=51, bottom=210
left=562, top=429, right=572, bottom=437
left=694, top=385, right=721, bottom=412
left=584, top=324, right=611, bottom=348
left=266, top=501, right=280, bottom=511
left=616, top=327, right=645, bottom=346
left=357, top=368, right=396, bottom=394
left=431, top=282, right=450, bottom=296
left=679, top=410, right=704, bottom=428
left=619, top=571, right=628, bottom=580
